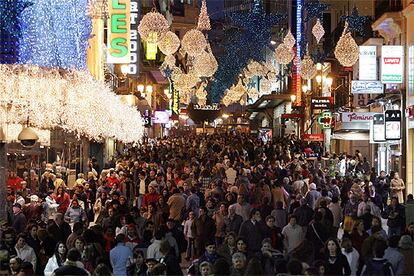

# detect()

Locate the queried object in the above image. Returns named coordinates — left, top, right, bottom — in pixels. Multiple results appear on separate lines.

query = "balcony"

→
left=374, top=0, right=403, bottom=20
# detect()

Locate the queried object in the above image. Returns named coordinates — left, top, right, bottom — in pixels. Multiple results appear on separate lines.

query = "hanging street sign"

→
left=351, top=80, right=383, bottom=94
left=372, top=113, right=385, bottom=142
left=385, top=110, right=401, bottom=140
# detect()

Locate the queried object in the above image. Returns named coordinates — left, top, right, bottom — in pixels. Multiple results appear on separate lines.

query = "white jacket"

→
left=15, top=244, right=36, bottom=272
left=44, top=255, right=60, bottom=276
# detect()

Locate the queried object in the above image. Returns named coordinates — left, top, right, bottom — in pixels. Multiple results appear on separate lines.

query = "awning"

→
left=332, top=131, right=369, bottom=140
left=150, top=71, right=169, bottom=84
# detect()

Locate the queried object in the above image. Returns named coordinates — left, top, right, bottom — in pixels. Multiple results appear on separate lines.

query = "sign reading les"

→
left=107, top=0, right=131, bottom=64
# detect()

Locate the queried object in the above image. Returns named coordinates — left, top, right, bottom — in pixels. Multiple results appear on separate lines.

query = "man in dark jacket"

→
left=192, top=206, right=216, bottom=258
left=47, top=213, right=71, bottom=243
left=225, top=205, right=243, bottom=233
left=11, top=204, right=27, bottom=235
left=293, top=198, right=314, bottom=228
left=53, top=248, right=89, bottom=275
left=238, top=209, right=265, bottom=256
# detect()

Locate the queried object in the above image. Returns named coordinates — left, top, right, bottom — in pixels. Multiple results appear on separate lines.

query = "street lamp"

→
left=302, top=84, right=309, bottom=93
left=222, top=113, right=230, bottom=119
left=290, top=94, right=297, bottom=103
left=137, top=84, right=145, bottom=93
left=120, top=64, right=129, bottom=75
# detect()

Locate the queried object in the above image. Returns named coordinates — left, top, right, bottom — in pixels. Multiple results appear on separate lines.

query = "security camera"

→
left=17, top=127, right=39, bottom=148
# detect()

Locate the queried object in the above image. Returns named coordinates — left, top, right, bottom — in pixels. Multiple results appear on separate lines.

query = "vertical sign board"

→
left=127, top=0, right=139, bottom=75
left=296, top=0, right=302, bottom=106
left=381, top=46, right=403, bottom=83
left=107, top=0, right=131, bottom=64
left=385, top=110, right=401, bottom=140
left=359, top=46, right=377, bottom=80
left=373, top=114, right=385, bottom=142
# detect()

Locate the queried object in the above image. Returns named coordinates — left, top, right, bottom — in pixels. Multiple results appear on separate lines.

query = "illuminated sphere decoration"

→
left=275, top=43, right=294, bottom=65
left=158, top=31, right=181, bottom=55
left=193, top=50, right=218, bottom=77
left=283, top=30, right=296, bottom=49
left=138, top=11, right=170, bottom=43
left=312, top=19, right=325, bottom=44
left=181, top=29, right=207, bottom=57
left=335, top=21, right=359, bottom=67
left=300, top=54, right=317, bottom=79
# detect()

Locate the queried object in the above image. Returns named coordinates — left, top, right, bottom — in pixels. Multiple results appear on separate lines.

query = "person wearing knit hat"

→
left=398, top=235, right=413, bottom=275
left=309, top=183, right=317, bottom=190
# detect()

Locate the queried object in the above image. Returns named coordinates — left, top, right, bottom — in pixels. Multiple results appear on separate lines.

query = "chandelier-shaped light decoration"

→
left=197, top=0, right=211, bottom=31
left=312, top=18, right=325, bottom=43
left=181, top=29, right=207, bottom=56
left=300, top=53, right=317, bottom=79
left=246, top=60, right=266, bottom=77
left=193, top=49, right=218, bottom=77
left=334, top=21, right=359, bottom=67
left=283, top=29, right=296, bottom=48
left=259, top=77, right=272, bottom=94
left=195, top=83, right=208, bottom=105
left=138, top=10, right=170, bottom=43
left=275, top=43, right=294, bottom=65
left=158, top=31, right=180, bottom=55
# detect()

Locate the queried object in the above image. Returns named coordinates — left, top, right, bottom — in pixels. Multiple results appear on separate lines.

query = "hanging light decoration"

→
left=300, top=53, right=317, bottom=79
left=193, top=50, right=218, bottom=77
left=138, top=10, right=170, bottom=43
left=88, top=0, right=108, bottom=19
left=158, top=31, right=180, bottom=55
left=312, top=19, right=325, bottom=44
left=275, top=43, right=294, bottom=65
left=197, top=0, right=211, bottom=31
left=334, top=21, right=359, bottom=67
left=259, top=77, right=272, bottom=94
left=181, top=29, right=207, bottom=56
left=0, top=64, right=144, bottom=143
left=283, top=29, right=296, bottom=48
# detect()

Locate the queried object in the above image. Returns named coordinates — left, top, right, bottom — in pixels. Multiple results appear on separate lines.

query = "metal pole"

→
left=0, top=142, right=7, bottom=222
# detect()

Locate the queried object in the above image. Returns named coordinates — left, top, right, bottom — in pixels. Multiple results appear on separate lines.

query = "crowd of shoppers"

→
left=2, top=133, right=413, bottom=275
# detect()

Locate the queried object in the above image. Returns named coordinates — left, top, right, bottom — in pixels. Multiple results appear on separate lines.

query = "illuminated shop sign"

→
left=359, top=46, right=377, bottom=80
left=381, top=46, right=403, bottom=84
left=107, top=0, right=131, bottom=64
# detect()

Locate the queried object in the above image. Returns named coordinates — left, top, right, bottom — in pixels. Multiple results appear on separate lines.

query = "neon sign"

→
left=107, top=0, right=131, bottom=64
left=318, top=112, right=333, bottom=129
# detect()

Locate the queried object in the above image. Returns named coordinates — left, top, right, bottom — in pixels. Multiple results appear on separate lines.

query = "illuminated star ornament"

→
left=341, top=7, right=372, bottom=37
left=303, top=0, right=329, bottom=22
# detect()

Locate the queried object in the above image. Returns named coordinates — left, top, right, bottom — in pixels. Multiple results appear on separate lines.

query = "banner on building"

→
left=381, top=46, right=403, bottom=83
left=359, top=46, right=377, bottom=80
left=351, top=80, right=383, bottom=94
left=385, top=110, right=401, bottom=140
left=107, top=0, right=131, bottom=64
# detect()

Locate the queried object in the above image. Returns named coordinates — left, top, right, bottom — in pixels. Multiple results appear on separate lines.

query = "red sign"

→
left=303, top=134, right=324, bottom=141
left=281, top=113, right=304, bottom=119
left=384, top=58, right=401, bottom=64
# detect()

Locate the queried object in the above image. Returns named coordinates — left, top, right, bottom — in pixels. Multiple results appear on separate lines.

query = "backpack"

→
left=363, top=258, right=394, bottom=276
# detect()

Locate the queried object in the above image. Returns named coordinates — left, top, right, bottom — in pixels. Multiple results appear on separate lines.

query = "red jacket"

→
left=143, top=192, right=159, bottom=209
left=55, top=192, right=71, bottom=214
left=8, top=176, right=22, bottom=191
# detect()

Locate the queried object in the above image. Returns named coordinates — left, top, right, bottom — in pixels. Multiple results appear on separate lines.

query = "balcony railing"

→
left=374, top=0, right=403, bottom=20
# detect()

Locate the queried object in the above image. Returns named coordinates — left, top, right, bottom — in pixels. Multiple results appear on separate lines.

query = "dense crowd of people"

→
left=2, top=133, right=413, bottom=275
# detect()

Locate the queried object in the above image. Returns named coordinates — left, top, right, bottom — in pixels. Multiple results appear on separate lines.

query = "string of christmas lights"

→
left=0, top=64, right=144, bottom=143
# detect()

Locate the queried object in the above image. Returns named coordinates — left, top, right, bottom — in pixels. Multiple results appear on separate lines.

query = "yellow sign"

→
left=107, top=0, right=131, bottom=64
left=145, top=41, right=158, bottom=60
